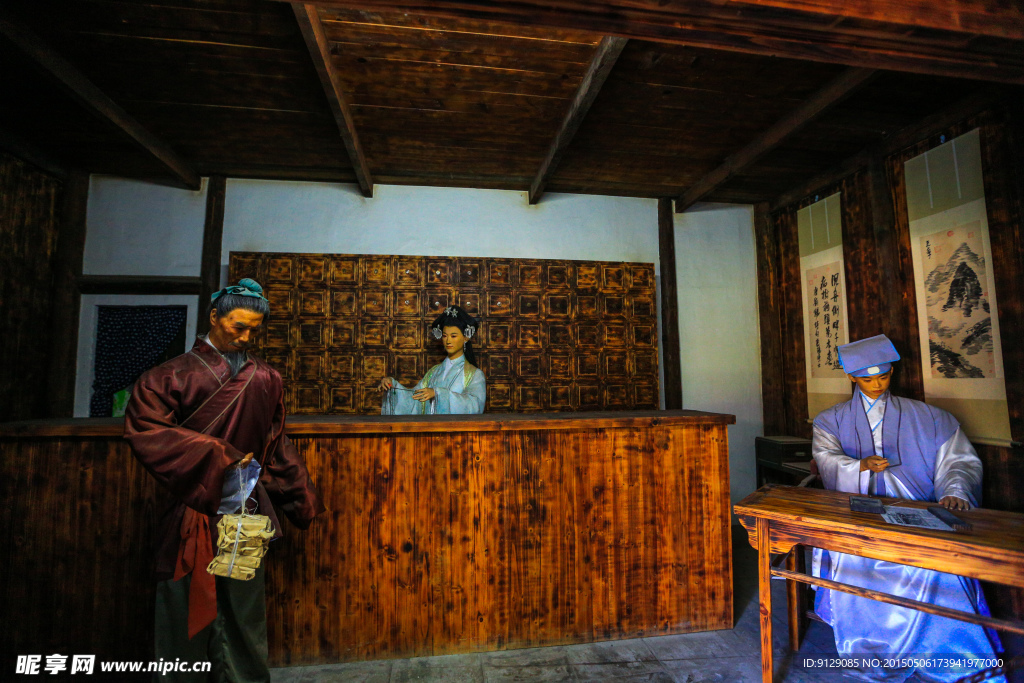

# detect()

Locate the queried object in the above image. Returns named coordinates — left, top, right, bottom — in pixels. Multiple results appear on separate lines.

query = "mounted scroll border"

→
left=903, top=129, right=1011, bottom=442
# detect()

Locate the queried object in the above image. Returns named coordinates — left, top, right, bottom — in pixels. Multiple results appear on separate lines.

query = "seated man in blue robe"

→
left=811, top=334, right=1004, bottom=683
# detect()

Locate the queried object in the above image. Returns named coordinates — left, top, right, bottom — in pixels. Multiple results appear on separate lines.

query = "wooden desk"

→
left=0, top=410, right=734, bottom=667
left=734, top=485, right=1024, bottom=683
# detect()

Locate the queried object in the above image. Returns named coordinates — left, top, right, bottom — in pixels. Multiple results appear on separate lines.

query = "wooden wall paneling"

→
left=76, top=274, right=202, bottom=296
left=230, top=252, right=660, bottom=414
left=658, top=198, right=682, bottom=409
left=0, top=155, right=66, bottom=421
left=771, top=209, right=811, bottom=438
left=47, top=168, right=89, bottom=419
left=977, top=106, right=1024, bottom=444
left=0, top=437, right=157, bottom=669
left=236, top=415, right=735, bottom=663
left=197, top=175, right=226, bottom=335
left=836, top=172, right=886, bottom=344
left=753, top=202, right=786, bottom=435
left=873, top=155, right=924, bottom=400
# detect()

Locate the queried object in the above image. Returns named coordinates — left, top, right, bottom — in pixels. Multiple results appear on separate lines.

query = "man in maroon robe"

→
left=125, top=278, right=324, bottom=682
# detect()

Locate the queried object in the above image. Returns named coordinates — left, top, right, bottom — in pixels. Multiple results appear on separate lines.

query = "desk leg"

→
left=757, top=517, right=773, bottom=683
left=787, top=545, right=805, bottom=651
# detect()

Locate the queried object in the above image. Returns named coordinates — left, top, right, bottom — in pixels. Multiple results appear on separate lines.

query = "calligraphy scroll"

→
left=797, top=193, right=851, bottom=418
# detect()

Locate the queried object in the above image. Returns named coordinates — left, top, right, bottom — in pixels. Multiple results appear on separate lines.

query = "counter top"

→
left=0, top=409, right=735, bottom=438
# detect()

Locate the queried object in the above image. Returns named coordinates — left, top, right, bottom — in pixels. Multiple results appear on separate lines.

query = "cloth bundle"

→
left=207, top=513, right=275, bottom=580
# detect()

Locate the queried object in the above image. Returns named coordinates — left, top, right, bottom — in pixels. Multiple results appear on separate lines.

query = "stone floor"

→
left=270, top=526, right=844, bottom=682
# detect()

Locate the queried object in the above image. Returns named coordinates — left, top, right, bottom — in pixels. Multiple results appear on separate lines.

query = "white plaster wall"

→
left=83, top=175, right=207, bottom=276
left=222, top=181, right=658, bottom=277
left=674, top=203, right=763, bottom=504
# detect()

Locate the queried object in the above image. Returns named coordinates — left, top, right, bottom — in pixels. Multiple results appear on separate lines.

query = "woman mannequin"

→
left=379, top=306, right=486, bottom=415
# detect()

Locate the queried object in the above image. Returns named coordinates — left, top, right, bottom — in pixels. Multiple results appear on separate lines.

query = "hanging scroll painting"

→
left=797, top=193, right=851, bottom=418
left=904, top=128, right=1011, bottom=442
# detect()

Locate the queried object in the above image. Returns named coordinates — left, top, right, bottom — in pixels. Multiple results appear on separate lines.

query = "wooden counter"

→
left=0, top=410, right=735, bottom=667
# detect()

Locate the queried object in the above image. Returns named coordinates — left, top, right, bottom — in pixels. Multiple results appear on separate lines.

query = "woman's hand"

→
left=412, top=388, right=436, bottom=402
left=378, top=377, right=393, bottom=392
left=940, top=495, right=971, bottom=511
left=859, top=455, right=889, bottom=473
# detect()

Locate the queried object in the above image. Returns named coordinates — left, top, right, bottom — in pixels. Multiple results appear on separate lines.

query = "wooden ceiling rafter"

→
left=675, top=67, right=877, bottom=213
left=292, top=3, right=375, bottom=197
left=0, top=10, right=201, bottom=190
left=529, top=36, right=627, bottom=204
left=283, top=0, right=1024, bottom=85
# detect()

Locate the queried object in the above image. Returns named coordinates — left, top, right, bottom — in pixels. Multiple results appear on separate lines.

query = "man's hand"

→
left=412, top=388, right=436, bottom=402
left=940, top=495, right=971, bottom=511
left=233, top=452, right=254, bottom=469
left=860, top=455, right=890, bottom=473
left=378, top=377, right=393, bottom=392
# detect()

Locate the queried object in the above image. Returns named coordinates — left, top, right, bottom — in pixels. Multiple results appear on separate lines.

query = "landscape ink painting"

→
left=920, top=220, right=996, bottom=379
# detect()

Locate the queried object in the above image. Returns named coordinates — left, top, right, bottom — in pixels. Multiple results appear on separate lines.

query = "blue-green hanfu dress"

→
left=381, top=355, right=486, bottom=415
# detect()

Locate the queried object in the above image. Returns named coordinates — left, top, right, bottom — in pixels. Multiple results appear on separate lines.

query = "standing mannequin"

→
left=125, top=279, right=325, bottom=682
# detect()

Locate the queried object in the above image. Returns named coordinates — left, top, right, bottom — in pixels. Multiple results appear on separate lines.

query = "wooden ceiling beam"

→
left=529, top=36, right=627, bottom=204
left=0, top=12, right=200, bottom=190
left=675, top=67, right=876, bottom=213
left=282, top=0, right=1024, bottom=84
left=292, top=3, right=374, bottom=198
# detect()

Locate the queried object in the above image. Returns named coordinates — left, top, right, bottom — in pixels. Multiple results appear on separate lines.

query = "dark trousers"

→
left=154, top=567, right=270, bottom=683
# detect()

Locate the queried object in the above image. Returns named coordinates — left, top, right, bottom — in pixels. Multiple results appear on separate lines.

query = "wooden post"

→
left=198, top=176, right=226, bottom=335
left=46, top=170, right=89, bottom=417
left=754, top=203, right=786, bottom=434
left=659, top=198, right=682, bottom=409
left=757, top=517, right=774, bottom=683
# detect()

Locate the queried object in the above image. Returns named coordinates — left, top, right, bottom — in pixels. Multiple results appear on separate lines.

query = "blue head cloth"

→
left=838, top=334, right=900, bottom=377
left=211, top=277, right=268, bottom=302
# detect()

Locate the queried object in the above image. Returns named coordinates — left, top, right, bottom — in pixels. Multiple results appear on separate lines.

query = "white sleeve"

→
left=812, top=424, right=869, bottom=494
left=933, top=427, right=982, bottom=508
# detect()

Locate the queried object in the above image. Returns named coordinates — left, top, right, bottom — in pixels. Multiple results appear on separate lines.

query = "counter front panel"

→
left=0, top=411, right=734, bottom=666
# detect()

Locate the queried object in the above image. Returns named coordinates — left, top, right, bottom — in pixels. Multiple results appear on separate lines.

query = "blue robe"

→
left=812, top=388, right=1003, bottom=682
left=381, top=356, right=486, bottom=415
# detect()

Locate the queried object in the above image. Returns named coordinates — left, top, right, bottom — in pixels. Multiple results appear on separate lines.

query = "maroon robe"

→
left=125, top=339, right=324, bottom=634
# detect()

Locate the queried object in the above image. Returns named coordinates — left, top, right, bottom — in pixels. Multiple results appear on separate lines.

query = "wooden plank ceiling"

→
left=0, top=0, right=1015, bottom=204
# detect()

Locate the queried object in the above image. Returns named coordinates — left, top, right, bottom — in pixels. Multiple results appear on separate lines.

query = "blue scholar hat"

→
left=837, top=334, right=900, bottom=377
